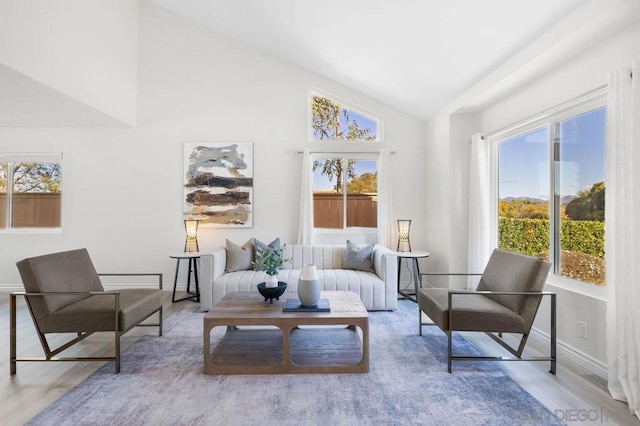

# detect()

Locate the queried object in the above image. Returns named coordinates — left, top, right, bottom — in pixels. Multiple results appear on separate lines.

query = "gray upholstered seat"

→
left=418, top=249, right=556, bottom=373
left=11, top=248, right=163, bottom=374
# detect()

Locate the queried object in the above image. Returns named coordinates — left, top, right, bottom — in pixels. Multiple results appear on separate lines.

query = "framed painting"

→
left=184, top=142, right=253, bottom=227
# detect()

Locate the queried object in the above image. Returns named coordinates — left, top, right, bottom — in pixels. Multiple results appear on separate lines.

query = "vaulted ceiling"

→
left=147, top=0, right=588, bottom=119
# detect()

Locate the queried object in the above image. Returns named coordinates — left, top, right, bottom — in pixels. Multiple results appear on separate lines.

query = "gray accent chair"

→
left=418, top=249, right=556, bottom=373
left=11, top=248, right=164, bottom=374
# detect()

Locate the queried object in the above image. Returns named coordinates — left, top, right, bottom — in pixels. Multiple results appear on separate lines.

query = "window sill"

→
left=313, top=227, right=377, bottom=234
left=544, top=274, right=606, bottom=301
left=0, top=227, right=62, bottom=234
left=312, top=227, right=377, bottom=245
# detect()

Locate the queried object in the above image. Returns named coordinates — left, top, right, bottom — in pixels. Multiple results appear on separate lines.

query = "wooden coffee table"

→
left=203, top=291, right=369, bottom=375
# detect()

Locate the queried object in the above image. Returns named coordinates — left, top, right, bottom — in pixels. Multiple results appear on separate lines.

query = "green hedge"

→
left=498, top=218, right=604, bottom=258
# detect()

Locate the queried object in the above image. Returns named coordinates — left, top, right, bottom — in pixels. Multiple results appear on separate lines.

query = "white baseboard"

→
left=0, top=284, right=24, bottom=292
left=1, top=284, right=174, bottom=292
left=528, top=327, right=608, bottom=380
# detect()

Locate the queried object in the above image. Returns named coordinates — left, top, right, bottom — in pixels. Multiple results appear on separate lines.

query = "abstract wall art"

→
left=184, top=142, right=253, bottom=227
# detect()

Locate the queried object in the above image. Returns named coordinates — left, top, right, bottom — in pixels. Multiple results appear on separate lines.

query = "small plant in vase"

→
left=252, top=244, right=290, bottom=288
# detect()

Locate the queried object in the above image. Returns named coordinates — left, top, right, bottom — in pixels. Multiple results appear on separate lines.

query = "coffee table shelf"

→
left=203, top=291, right=369, bottom=375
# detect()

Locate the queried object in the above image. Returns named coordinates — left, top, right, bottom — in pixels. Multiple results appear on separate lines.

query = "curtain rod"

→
left=295, top=150, right=397, bottom=154
left=481, top=84, right=608, bottom=141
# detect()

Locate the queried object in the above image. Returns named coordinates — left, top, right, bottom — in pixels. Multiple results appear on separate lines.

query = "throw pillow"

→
left=225, top=238, right=254, bottom=272
left=253, top=237, right=281, bottom=270
left=343, top=240, right=374, bottom=272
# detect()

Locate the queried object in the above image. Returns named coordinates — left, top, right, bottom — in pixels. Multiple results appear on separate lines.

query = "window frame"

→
left=308, top=89, right=383, bottom=143
left=311, top=152, right=379, bottom=237
left=0, top=152, right=63, bottom=233
left=488, top=92, right=607, bottom=300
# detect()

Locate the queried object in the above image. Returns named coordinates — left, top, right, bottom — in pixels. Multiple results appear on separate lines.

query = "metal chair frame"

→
left=419, top=273, right=556, bottom=374
left=10, top=273, right=163, bottom=375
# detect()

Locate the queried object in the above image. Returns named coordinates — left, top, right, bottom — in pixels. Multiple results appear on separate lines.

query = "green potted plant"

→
left=252, top=245, right=290, bottom=287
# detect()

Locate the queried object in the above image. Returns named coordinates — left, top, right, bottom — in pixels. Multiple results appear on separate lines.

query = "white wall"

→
left=0, top=2, right=426, bottom=288
left=0, top=0, right=139, bottom=126
left=425, top=18, right=640, bottom=369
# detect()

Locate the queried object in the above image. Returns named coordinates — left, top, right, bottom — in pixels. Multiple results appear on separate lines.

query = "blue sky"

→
left=347, top=110, right=378, bottom=139
left=313, top=159, right=377, bottom=191
left=499, top=107, right=606, bottom=200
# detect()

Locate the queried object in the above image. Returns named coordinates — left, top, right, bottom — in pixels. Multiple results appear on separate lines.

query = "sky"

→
left=313, top=159, right=377, bottom=191
left=499, top=106, right=606, bottom=200
left=348, top=110, right=378, bottom=139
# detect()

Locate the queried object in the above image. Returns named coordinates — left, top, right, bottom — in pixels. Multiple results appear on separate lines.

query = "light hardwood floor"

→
left=1, top=294, right=637, bottom=425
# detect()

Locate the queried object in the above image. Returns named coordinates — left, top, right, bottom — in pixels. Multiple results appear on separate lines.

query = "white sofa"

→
left=199, top=244, right=398, bottom=311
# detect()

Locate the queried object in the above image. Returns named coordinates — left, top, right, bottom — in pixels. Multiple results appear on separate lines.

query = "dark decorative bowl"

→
left=257, top=282, right=287, bottom=304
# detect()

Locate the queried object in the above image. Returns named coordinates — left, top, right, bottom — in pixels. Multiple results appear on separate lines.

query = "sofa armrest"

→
left=373, top=245, right=398, bottom=310
left=199, top=248, right=227, bottom=311
left=372, top=245, right=394, bottom=280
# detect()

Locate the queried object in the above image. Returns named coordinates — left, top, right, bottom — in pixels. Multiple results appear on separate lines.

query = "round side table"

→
left=396, top=250, right=430, bottom=302
left=170, top=253, right=201, bottom=303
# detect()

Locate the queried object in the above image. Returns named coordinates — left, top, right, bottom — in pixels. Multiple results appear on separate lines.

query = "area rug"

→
left=29, top=299, right=562, bottom=425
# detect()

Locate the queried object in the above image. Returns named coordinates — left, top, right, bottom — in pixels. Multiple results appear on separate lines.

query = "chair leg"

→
left=550, top=293, right=557, bottom=374
left=447, top=330, right=452, bottom=373
left=418, top=309, right=422, bottom=336
left=159, top=307, right=163, bottom=337
left=115, top=331, right=121, bottom=374
left=10, top=294, right=17, bottom=376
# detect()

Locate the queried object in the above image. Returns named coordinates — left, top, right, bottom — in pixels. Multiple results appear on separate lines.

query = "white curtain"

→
left=297, top=149, right=314, bottom=245
left=376, top=149, right=393, bottom=248
left=606, top=63, right=640, bottom=419
left=467, top=133, right=492, bottom=288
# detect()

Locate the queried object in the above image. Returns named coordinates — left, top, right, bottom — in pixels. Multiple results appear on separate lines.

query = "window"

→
left=312, top=156, right=378, bottom=229
left=310, top=92, right=380, bottom=142
left=495, top=102, right=606, bottom=287
left=0, top=153, right=62, bottom=230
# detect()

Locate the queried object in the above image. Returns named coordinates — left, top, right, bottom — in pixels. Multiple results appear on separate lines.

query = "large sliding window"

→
left=495, top=100, right=606, bottom=287
left=0, top=153, right=62, bottom=230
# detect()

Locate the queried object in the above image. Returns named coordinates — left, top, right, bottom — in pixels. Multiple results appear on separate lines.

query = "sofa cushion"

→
left=253, top=238, right=281, bottom=270
left=213, top=268, right=385, bottom=308
left=225, top=239, right=254, bottom=272
left=343, top=240, right=374, bottom=272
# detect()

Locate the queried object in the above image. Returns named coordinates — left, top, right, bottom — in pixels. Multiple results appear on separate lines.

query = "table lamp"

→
left=397, top=219, right=411, bottom=252
left=184, top=219, right=199, bottom=253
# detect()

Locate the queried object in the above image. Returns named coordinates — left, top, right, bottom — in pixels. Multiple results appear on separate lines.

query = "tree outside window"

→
left=312, top=158, right=377, bottom=229
left=311, top=95, right=379, bottom=142
left=0, top=159, right=62, bottom=229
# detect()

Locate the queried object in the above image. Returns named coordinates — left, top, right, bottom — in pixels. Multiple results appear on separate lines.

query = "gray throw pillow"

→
left=253, top=237, right=281, bottom=270
left=343, top=240, right=374, bottom=272
left=225, top=239, right=254, bottom=272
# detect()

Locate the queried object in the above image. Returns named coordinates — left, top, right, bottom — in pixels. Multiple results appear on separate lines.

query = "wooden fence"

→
left=0, top=193, right=61, bottom=228
left=313, top=193, right=377, bottom=228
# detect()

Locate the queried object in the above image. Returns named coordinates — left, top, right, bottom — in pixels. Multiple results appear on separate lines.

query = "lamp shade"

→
left=184, top=219, right=199, bottom=253
left=397, top=219, right=411, bottom=252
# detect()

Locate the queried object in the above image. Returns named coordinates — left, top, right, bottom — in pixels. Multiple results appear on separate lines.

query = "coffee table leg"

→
left=203, top=321, right=213, bottom=374
left=361, top=320, right=369, bottom=372
left=281, top=325, right=292, bottom=367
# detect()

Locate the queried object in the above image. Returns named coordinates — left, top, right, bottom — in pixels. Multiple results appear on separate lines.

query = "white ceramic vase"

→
left=265, top=273, right=279, bottom=288
left=298, top=264, right=321, bottom=306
